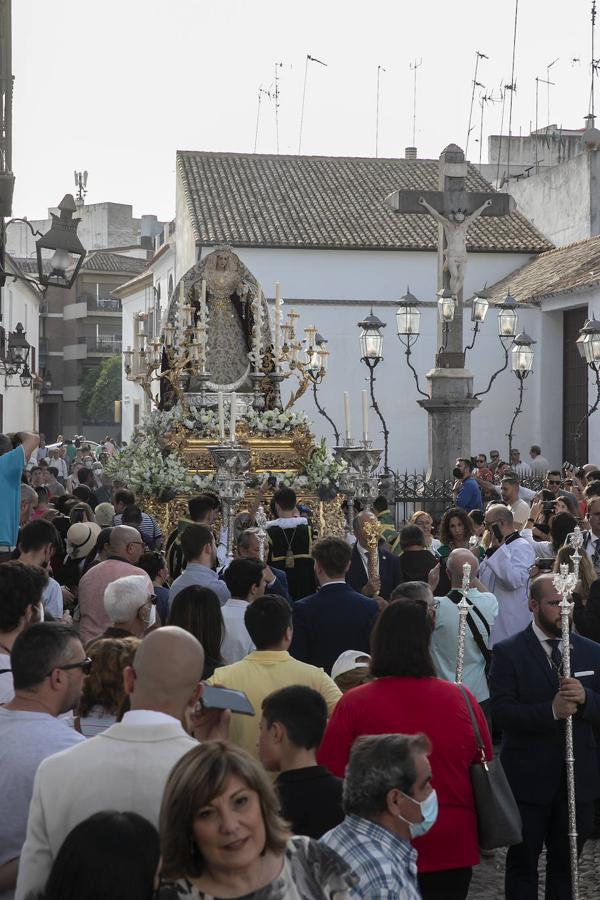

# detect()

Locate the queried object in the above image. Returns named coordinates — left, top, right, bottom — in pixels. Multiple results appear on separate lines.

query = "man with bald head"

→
left=16, top=627, right=228, bottom=900
left=346, top=510, right=403, bottom=601
left=490, top=574, right=600, bottom=898
left=77, top=525, right=151, bottom=644
left=430, top=548, right=498, bottom=713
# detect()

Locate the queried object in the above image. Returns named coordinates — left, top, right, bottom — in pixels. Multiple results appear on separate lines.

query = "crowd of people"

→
left=1, top=429, right=600, bottom=900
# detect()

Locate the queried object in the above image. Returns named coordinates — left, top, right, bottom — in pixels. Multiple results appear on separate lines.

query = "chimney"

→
left=405, top=146, right=417, bottom=160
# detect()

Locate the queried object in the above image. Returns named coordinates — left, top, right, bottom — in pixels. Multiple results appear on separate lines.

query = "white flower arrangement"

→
left=139, top=403, right=309, bottom=439
left=104, top=436, right=192, bottom=499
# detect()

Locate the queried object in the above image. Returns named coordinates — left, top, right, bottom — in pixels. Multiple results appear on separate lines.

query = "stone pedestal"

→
left=418, top=368, right=480, bottom=481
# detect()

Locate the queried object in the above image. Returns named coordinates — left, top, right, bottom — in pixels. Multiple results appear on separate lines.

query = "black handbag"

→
left=458, top=685, right=523, bottom=850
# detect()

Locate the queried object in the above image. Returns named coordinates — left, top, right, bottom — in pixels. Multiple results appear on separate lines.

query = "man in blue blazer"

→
left=290, top=536, right=379, bottom=675
left=490, top=573, right=600, bottom=899
left=345, top=510, right=403, bottom=601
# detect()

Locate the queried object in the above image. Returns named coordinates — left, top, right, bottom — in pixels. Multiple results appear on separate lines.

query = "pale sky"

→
left=13, top=0, right=591, bottom=222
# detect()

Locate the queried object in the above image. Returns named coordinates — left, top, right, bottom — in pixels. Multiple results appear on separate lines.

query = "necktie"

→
left=593, top=538, right=600, bottom=574
left=547, top=638, right=562, bottom=675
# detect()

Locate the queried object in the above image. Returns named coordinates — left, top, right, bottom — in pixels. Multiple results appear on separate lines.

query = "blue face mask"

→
left=398, top=789, right=438, bottom=838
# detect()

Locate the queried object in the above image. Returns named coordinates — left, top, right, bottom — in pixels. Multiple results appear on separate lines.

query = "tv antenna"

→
left=409, top=58, right=422, bottom=148
left=375, top=65, right=386, bottom=157
left=254, top=86, right=272, bottom=153
left=546, top=57, right=559, bottom=127
left=274, top=62, right=283, bottom=153
left=74, top=170, right=88, bottom=203
left=535, top=74, right=554, bottom=172
left=298, top=54, right=328, bottom=153
left=476, top=90, right=499, bottom=165
left=466, top=50, right=489, bottom=156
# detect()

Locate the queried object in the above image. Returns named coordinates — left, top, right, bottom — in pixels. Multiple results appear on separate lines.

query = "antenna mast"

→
left=375, top=64, right=386, bottom=157
left=298, top=53, right=328, bottom=153
left=546, top=57, right=559, bottom=128
left=466, top=50, right=488, bottom=155
left=254, top=86, right=272, bottom=153
left=274, top=62, right=283, bottom=153
left=592, top=1, right=597, bottom=121
left=505, top=0, right=520, bottom=181
left=74, top=170, right=88, bottom=203
left=409, top=58, right=422, bottom=148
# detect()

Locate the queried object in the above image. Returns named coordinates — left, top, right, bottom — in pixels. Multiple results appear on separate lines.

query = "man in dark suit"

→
left=290, top=536, right=379, bottom=674
left=490, top=573, right=600, bottom=899
left=236, top=528, right=292, bottom=605
left=346, top=510, right=403, bottom=601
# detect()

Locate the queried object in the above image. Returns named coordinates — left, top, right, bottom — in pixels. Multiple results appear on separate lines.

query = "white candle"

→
left=200, top=279, right=207, bottom=373
left=253, top=286, right=262, bottom=373
left=230, top=392, right=237, bottom=443
left=362, top=390, right=369, bottom=444
left=274, top=282, right=282, bottom=373
left=218, top=391, right=225, bottom=441
left=343, top=391, right=351, bottom=442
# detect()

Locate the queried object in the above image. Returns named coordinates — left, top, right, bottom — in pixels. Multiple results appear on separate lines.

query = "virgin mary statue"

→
left=164, top=246, right=273, bottom=394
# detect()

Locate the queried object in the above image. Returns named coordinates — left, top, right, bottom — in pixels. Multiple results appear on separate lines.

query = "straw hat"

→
left=66, top=522, right=101, bottom=559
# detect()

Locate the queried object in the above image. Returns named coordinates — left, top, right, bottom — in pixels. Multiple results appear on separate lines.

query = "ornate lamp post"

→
left=473, top=292, right=521, bottom=400
left=358, top=311, right=389, bottom=470
left=464, top=288, right=490, bottom=352
left=508, top=332, right=535, bottom=455
left=309, top=332, right=339, bottom=443
left=574, top=318, right=600, bottom=460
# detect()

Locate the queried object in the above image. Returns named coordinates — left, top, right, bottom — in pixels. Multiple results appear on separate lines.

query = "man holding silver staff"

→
left=490, top=574, right=600, bottom=899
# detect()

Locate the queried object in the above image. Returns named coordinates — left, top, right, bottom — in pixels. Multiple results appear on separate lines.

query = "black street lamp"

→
left=309, top=332, right=340, bottom=444
left=0, top=321, right=31, bottom=385
left=396, top=288, right=428, bottom=398
left=574, top=318, right=600, bottom=459
left=358, top=311, right=389, bottom=470
left=35, top=194, right=86, bottom=289
left=508, top=332, right=536, bottom=455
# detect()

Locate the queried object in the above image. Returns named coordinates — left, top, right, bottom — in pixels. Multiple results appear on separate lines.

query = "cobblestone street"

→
left=469, top=840, right=600, bottom=898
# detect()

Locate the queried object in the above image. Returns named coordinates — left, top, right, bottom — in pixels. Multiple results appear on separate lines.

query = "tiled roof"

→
left=8, top=256, right=41, bottom=275
left=80, top=251, right=148, bottom=275
left=176, top=150, right=552, bottom=254
left=487, top=234, right=600, bottom=305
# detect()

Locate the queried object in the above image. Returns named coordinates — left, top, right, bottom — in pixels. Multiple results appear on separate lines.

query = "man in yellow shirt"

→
left=208, top=594, right=341, bottom=760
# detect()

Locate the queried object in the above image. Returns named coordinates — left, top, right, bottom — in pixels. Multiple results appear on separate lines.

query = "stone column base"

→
left=417, top=368, right=481, bottom=482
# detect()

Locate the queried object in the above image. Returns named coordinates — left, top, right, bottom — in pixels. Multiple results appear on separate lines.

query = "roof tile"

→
left=177, top=151, right=551, bottom=254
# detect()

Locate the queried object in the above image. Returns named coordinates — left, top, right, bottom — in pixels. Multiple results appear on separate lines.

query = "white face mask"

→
left=37, top=603, right=45, bottom=623
left=143, top=603, right=156, bottom=628
left=397, top=789, right=438, bottom=839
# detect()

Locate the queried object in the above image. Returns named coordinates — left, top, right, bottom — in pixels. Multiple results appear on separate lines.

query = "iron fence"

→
left=388, top=470, right=545, bottom=528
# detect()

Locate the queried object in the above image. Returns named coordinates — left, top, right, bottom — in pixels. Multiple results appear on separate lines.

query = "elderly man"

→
left=431, top=548, right=498, bottom=715
left=490, top=574, right=600, bottom=899
left=321, top=733, right=433, bottom=899
left=479, top=504, right=535, bottom=645
left=236, top=528, right=291, bottom=603
left=86, top=574, right=155, bottom=647
left=77, top=525, right=151, bottom=644
left=346, top=510, right=403, bottom=601
left=15, top=627, right=228, bottom=900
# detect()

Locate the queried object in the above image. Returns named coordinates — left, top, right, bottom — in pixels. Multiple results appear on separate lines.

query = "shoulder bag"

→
left=458, top=684, right=523, bottom=850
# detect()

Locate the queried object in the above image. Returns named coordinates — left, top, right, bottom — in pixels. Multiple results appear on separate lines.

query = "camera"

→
left=541, top=501, right=555, bottom=512
left=536, top=557, right=555, bottom=572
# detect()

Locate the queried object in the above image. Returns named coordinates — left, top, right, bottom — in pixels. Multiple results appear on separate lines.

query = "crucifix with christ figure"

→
left=386, top=143, right=514, bottom=367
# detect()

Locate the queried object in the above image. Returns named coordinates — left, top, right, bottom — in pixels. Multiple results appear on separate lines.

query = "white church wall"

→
left=0, top=280, right=41, bottom=432
left=120, top=289, right=151, bottom=442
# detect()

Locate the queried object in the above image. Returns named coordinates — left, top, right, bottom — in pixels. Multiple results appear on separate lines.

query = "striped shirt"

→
left=113, top=511, right=163, bottom=547
left=321, top=814, right=421, bottom=899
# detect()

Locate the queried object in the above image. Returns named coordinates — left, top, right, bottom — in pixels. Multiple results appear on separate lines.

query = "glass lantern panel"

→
left=498, top=309, right=518, bottom=337
left=361, top=329, right=383, bottom=358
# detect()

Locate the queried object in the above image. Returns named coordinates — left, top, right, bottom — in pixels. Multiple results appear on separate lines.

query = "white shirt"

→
left=529, top=456, right=550, bottom=475
left=48, top=457, right=68, bottom=479
left=356, top=542, right=379, bottom=577
left=512, top=461, right=532, bottom=477
left=531, top=620, right=565, bottom=664
left=121, top=709, right=180, bottom=726
left=0, top=651, right=13, bottom=704
left=510, top=498, right=531, bottom=530
left=221, top=598, right=255, bottom=664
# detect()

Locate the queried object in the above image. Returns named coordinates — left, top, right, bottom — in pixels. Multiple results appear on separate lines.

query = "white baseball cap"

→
left=331, top=650, right=371, bottom=682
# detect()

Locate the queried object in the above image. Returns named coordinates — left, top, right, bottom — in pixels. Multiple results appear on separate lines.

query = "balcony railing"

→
left=87, top=339, right=122, bottom=354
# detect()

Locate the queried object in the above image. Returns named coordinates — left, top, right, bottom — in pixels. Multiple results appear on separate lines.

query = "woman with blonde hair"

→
left=79, top=636, right=140, bottom=736
left=157, top=742, right=357, bottom=899
left=409, top=511, right=441, bottom=554
left=553, top=545, right=600, bottom=641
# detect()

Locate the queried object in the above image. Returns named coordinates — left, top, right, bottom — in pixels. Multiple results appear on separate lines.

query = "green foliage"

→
left=80, top=355, right=121, bottom=423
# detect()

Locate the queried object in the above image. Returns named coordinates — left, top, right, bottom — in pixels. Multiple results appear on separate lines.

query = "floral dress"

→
left=156, top=836, right=358, bottom=900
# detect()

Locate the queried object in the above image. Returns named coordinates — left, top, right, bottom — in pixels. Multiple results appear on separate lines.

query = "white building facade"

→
left=0, top=262, right=43, bottom=433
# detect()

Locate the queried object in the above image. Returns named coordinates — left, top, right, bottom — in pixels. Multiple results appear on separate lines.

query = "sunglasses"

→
left=46, top=657, right=92, bottom=678
left=547, top=480, right=561, bottom=486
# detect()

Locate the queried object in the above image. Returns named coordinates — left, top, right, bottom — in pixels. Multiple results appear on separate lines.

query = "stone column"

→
left=418, top=368, right=480, bottom=481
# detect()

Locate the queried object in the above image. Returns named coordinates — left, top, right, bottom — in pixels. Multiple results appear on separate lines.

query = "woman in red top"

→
left=318, top=585, right=492, bottom=900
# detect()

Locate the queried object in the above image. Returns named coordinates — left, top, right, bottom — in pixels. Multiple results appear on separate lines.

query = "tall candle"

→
left=343, top=392, right=351, bottom=442
left=218, top=392, right=225, bottom=441
left=200, top=279, right=207, bottom=373
left=362, top=390, right=369, bottom=444
left=230, top=392, right=237, bottom=443
left=274, top=282, right=282, bottom=373
left=253, top=286, right=262, bottom=373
